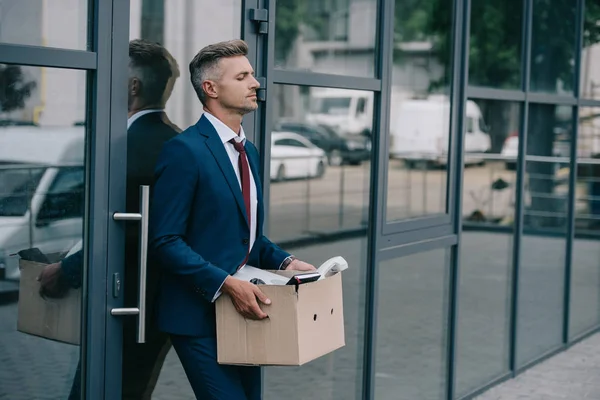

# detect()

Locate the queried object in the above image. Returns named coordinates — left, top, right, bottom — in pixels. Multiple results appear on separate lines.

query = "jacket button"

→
left=242, top=238, right=249, bottom=245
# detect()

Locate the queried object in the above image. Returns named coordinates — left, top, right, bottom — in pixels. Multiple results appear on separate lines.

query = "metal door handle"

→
left=110, top=185, right=149, bottom=343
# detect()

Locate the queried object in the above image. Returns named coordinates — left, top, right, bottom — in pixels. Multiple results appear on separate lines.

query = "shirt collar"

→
left=127, top=109, right=164, bottom=129
left=203, top=111, right=246, bottom=144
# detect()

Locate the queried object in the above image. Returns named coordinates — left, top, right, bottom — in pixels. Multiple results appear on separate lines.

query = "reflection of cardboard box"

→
left=17, top=252, right=80, bottom=346
left=216, top=270, right=345, bottom=366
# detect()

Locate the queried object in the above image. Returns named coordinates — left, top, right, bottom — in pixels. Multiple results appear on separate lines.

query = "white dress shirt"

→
left=127, top=109, right=164, bottom=129
left=204, top=112, right=259, bottom=301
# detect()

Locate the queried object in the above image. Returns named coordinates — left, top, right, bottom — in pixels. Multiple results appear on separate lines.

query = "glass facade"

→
left=0, top=0, right=599, bottom=399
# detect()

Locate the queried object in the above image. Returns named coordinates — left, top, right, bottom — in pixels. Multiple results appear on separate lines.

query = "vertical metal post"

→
left=422, top=168, right=428, bottom=214
left=339, top=164, right=346, bottom=228
left=362, top=0, right=394, bottom=397
left=27, top=167, right=34, bottom=249
left=509, top=0, right=533, bottom=372
left=446, top=0, right=469, bottom=397
left=563, top=0, right=585, bottom=344
left=305, top=168, right=311, bottom=233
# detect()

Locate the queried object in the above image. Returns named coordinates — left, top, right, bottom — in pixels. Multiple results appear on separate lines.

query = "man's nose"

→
left=251, top=76, right=260, bottom=89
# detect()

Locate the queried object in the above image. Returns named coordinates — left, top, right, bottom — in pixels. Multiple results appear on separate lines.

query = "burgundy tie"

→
left=229, top=139, right=251, bottom=268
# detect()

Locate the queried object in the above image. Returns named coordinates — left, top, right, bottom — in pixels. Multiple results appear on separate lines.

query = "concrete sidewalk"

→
left=476, top=333, right=600, bottom=400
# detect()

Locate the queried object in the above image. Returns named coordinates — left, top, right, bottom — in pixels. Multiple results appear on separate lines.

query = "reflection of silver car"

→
left=0, top=126, right=84, bottom=281
left=270, top=132, right=327, bottom=181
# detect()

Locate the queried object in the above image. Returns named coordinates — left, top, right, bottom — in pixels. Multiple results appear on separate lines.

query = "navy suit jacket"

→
left=149, top=115, right=290, bottom=337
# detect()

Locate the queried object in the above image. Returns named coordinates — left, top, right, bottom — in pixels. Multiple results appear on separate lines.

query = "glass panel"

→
left=263, top=84, right=372, bottom=400
left=386, top=0, right=453, bottom=221
left=0, top=0, right=88, bottom=49
left=274, top=0, right=377, bottom=77
left=569, top=107, right=600, bottom=338
left=516, top=104, right=571, bottom=367
left=468, top=0, right=523, bottom=88
left=374, top=248, right=450, bottom=400
left=263, top=238, right=368, bottom=400
left=580, top=0, right=600, bottom=99
left=456, top=100, right=519, bottom=397
left=530, top=0, right=576, bottom=94
left=0, top=65, right=87, bottom=398
left=128, top=1, right=241, bottom=399
left=269, top=85, right=373, bottom=242
left=130, top=0, right=242, bottom=132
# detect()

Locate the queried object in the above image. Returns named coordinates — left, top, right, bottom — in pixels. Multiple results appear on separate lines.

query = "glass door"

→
left=0, top=1, right=123, bottom=399
left=104, top=1, right=253, bottom=398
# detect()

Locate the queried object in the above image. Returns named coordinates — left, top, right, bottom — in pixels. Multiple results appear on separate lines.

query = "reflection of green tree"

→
left=275, top=0, right=306, bottom=62
left=0, top=65, right=36, bottom=114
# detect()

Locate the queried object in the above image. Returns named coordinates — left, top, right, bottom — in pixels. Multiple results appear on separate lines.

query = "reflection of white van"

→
left=306, top=88, right=374, bottom=136
left=390, top=97, right=491, bottom=167
left=0, top=126, right=84, bottom=281
left=306, top=87, right=410, bottom=137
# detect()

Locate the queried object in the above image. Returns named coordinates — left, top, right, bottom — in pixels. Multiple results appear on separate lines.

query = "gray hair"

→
left=129, top=39, right=172, bottom=106
left=189, top=39, right=249, bottom=105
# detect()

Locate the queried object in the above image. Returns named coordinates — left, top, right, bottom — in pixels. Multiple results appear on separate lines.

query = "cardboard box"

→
left=216, top=270, right=345, bottom=366
left=17, top=252, right=81, bottom=345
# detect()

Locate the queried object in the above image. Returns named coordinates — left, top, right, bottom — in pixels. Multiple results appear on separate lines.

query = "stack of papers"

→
left=233, top=256, right=349, bottom=285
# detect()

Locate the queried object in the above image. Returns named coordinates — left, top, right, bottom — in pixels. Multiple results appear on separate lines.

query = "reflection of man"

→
left=38, top=39, right=179, bottom=400
left=149, top=39, right=316, bottom=399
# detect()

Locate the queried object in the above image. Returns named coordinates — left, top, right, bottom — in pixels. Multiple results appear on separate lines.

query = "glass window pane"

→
left=456, top=100, right=519, bottom=397
left=580, top=1, right=600, bottom=99
left=269, top=85, right=373, bottom=241
left=386, top=0, right=453, bottom=221
left=264, top=84, right=372, bottom=399
left=468, top=0, right=523, bottom=89
left=0, top=65, right=88, bottom=398
left=530, top=0, right=576, bottom=94
left=0, top=0, right=88, bottom=50
left=375, top=248, right=450, bottom=400
left=517, top=104, right=571, bottom=367
left=130, top=0, right=242, bottom=131
left=263, top=238, right=368, bottom=400
left=274, top=0, right=377, bottom=77
left=265, top=85, right=372, bottom=398
left=569, top=106, right=600, bottom=338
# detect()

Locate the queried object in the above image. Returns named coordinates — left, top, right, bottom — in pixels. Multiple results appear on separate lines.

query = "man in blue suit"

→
left=149, top=39, right=316, bottom=399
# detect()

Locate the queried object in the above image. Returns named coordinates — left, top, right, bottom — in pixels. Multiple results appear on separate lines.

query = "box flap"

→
left=296, top=272, right=345, bottom=365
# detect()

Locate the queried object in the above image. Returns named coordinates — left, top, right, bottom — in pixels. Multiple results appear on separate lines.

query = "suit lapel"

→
left=197, top=116, right=250, bottom=227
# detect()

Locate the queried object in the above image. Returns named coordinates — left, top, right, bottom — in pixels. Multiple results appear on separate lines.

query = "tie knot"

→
left=229, top=138, right=246, bottom=153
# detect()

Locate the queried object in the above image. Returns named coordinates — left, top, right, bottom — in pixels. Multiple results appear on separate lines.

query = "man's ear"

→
left=129, top=77, right=141, bottom=97
left=202, top=80, right=218, bottom=100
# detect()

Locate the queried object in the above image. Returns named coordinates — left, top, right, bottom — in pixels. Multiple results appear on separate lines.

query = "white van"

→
left=0, top=126, right=85, bottom=281
left=389, top=97, right=491, bottom=167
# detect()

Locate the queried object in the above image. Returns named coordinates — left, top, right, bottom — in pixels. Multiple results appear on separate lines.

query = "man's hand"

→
left=37, top=262, right=68, bottom=298
left=221, top=276, right=271, bottom=320
left=287, top=259, right=316, bottom=272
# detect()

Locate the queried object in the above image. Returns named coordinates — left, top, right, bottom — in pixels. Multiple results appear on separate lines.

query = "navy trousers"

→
left=170, top=335, right=262, bottom=400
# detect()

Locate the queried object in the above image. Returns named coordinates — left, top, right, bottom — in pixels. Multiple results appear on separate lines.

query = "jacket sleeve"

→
left=149, top=139, right=229, bottom=302
left=60, top=249, right=83, bottom=289
left=249, top=235, right=290, bottom=270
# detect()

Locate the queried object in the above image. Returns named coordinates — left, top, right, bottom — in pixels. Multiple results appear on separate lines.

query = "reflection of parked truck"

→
left=307, top=88, right=491, bottom=166
left=390, top=97, right=491, bottom=167
left=306, top=88, right=409, bottom=137
left=306, top=88, right=374, bottom=137
left=0, top=126, right=84, bottom=281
